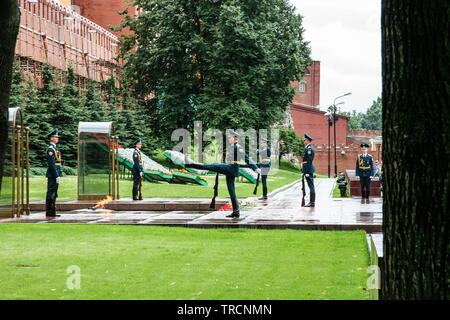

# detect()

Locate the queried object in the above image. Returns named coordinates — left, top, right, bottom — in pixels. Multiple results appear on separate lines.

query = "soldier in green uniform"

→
left=132, top=138, right=143, bottom=200
left=302, top=133, right=316, bottom=207
left=256, top=138, right=271, bottom=200
left=355, top=143, right=376, bottom=204
left=46, top=128, right=61, bottom=217
left=185, top=130, right=261, bottom=218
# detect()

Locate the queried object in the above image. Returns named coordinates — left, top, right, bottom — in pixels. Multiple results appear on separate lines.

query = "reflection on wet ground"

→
left=1, top=179, right=382, bottom=231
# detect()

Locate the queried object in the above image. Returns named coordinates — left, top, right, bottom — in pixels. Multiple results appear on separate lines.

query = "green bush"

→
left=30, top=167, right=47, bottom=176
left=62, top=166, right=77, bottom=176
left=279, top=159, right=301, bottom=173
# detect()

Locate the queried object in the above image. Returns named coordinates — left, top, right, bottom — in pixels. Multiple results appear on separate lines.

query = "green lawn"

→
left=0, top=225, right=370, bottom=300
left=0, top=162, right=302, bottom=202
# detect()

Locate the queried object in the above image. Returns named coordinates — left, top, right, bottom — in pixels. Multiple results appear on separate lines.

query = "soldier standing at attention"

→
left=302, top=133, right=316, bottom=207
left=355, top=143, right=375, bottom=204
left=256, top=138, right=271, bottom=200
left=132, top=138, right=143, bottom=200
left=185, top=130, right=261, bottom=218
left=46, top=128, right=61, bottom=217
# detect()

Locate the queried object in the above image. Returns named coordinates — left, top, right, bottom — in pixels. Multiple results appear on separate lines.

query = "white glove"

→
left=304, top=174, right=310, bottom=177
left=140, top=172, right=143, bottom=177
left=255, top=168, right=262, bottom=175
left=56, top=177, right=60, bottom=184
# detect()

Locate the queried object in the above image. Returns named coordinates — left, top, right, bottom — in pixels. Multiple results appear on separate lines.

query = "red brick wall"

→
left=306, top=143, right=382, bottom=176
left=291, top=61, right=320, bottom=107
left=348, top=129, right=382, bottom=137
left=290, top=104, right=348, bottom=145
left=74, top=0, right=137, bottom=36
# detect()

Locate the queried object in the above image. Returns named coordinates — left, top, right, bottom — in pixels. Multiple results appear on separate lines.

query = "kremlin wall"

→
left=15, top=0, right=120, bottom=89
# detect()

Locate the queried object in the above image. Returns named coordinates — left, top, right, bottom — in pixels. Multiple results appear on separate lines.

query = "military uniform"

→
left=302, top=133, right=316, bottom=207
left=46, top=128, right=61, bottom=217
left=256, top=139, right=271, bottom=200
left=355, top=143, right=375, bottom=203
left=132, top=138, right=144, bottom=200
left=185, top=131, right=259, bottom=218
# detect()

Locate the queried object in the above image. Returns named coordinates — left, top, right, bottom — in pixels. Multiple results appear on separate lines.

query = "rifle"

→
left=209, top=173, right=219, bottom=209
left=138, top=175, right=143, bottom=200
left=253, top=173, right=260, bottom=195
left=301, top=174, right=306, bottom=207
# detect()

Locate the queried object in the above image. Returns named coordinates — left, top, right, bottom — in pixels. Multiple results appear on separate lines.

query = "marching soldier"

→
left=46, top=128, right=61, bottom=217
left=185, top=130, right=261, bottom=218
left=355, top=143, right=375, bottom=204
left=256, top=138, right=271, bottom=200
left=302, top=133, right=316, bottom=207
left=132, top=138, right=143, bottom=200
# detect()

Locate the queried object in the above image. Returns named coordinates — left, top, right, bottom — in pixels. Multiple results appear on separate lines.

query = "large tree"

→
left=382, top=0, right=449, bottom=299
left=0, top=0, right=20, bottom=192
left=115, top=0, right=311, bottom=142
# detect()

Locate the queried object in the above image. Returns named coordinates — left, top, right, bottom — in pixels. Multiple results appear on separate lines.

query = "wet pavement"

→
left=0, top=179, right=382, bottom=231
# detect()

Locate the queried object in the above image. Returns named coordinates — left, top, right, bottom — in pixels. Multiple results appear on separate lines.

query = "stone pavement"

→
left=0, top=179, right=382, bottom=232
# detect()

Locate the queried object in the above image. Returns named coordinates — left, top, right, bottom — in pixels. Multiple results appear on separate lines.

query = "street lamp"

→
left=324, top=112, right=333, bottom=178
left=331, top=93, right=351, bottom=177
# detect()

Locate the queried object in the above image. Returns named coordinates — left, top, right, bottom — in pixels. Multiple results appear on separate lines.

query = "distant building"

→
left=288, top=60, right=382, bottom=174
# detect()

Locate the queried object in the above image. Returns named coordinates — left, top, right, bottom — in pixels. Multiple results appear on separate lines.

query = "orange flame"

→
left=91, top=196, right=113, bottom=210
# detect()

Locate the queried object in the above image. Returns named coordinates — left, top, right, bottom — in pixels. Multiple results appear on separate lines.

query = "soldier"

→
left=185, top=130, right=261, bottom=218
left=355, top=143, right=375, bottom=204
left=256, top=138, right=271, bottom=200
left=132, top=138, right=143, bottom=200
left=46, top=128, right=61, bottom=217
left=302, top=133, right=316, bottom=207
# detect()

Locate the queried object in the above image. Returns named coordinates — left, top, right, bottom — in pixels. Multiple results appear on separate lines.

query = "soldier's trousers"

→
left=261, top=174, right=268, bottom=196
left=305, top=175, right=315, bottom=193
left=46, top=177, right=57, bottom=199
left=132, top=173, right=140, bottom=199
left=360, top=176, right=371, bottom=198
left=195, top=163, right=239, bottom=212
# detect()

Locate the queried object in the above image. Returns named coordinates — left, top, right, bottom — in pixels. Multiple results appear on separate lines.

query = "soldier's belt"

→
left=55, top=163, right=61, bottom=166
left=359, top=166, right=371, bottom=169
left=262, top=159, right=270, bottom=162
left=302, top=161, right=307, bottom=164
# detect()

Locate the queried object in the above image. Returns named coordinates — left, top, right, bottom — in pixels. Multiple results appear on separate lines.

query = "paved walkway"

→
left=0, top=179, right=382, bottom=231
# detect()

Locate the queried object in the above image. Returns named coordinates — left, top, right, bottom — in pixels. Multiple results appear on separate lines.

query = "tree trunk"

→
left=0, top=1, right=20, bottom=192
left=382, top=0, right=449, bottom=299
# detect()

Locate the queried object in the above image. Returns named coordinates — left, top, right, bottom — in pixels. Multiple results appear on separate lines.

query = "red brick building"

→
left=290, top=61, right=382, bottom=175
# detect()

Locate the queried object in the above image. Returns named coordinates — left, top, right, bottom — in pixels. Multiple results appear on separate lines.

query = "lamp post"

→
left=325, top=112, right=333, bottom=178
left=331, top=93, right=351, bottom=177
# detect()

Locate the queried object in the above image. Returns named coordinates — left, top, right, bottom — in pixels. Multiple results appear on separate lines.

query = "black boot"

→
left=185, top=163, right=204, bottom=170
left=366, top=190, right=370, bottom=204
left=259, top=186, right=268, bottom=200
left=51, top=200, right=60, bottom=217
left=304, top=192, right=315, bottom=207
left=132, top=187, right=138, bottom=200
left=184, top=157, right=204, bottom=170
left=361, top=190, right=366, bottom=203
left=226, top=198, right=240, bottom=218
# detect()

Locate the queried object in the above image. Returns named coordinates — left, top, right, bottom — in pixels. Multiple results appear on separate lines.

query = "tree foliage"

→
left=7, top=64, right=154, bottom=168
left=114, top=0, right=311, bottom=142
left=275, top=126, right=304, bottom=162
left=341, top=97, right=382, bottom=131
